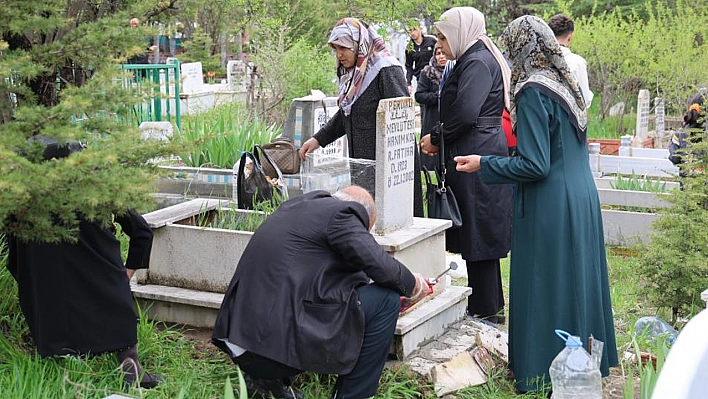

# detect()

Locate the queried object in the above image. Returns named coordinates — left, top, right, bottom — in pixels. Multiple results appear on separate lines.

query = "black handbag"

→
left=236, top=145, right=288, bottom=210
left=423, top=124, right=462, bottom=228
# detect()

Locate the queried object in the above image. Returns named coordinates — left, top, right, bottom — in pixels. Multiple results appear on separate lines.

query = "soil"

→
left=172, top=323, right=636, bottom=398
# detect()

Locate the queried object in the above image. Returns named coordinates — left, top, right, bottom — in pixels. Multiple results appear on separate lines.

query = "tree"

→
left=0, top=0, right=180, bottom=243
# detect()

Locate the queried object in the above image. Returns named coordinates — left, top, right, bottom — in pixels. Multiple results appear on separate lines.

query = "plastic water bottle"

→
left=549, top=330, right=602, bottom=399
left=634, top=316, right=678, bottom=345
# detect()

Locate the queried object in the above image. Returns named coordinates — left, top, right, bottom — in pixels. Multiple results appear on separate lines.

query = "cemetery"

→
left=3, top=2, right=708, bottom=399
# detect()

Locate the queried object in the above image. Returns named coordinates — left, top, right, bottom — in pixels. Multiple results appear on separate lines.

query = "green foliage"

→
left=0, top=1, right=182, bottom=243
left=571, top=2, right=708, bottom=118
left=283, top=38, right=338, bottom=102
left=179, top=28, right=222, bottom=76
left=611, top=172, right=667, bottom=193
left=195, top=202, right=273, bottom=232
left=637, top=140, right=708, bottom=323
left=177, top=103, right=281, bottom=169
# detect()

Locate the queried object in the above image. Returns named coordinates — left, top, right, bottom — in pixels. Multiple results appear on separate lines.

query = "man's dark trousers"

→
left=232, top=283, right=401, bottom=399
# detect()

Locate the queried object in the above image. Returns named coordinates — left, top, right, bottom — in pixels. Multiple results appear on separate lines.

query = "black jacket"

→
left=212, top=191, right=416, bottom=374
left=438, top=41, right=512, bottom=261
left=405, top=35, right=437, bottom=85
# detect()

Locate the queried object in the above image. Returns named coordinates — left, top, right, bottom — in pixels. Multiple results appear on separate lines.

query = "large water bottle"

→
left=549, top=330, right=602, bottom=399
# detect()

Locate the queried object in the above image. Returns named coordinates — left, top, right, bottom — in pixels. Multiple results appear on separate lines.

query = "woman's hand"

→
left=454, top=155, right=482, bottom=173
left=299, top=138, right=321, bottom=161
left=419, top=134, right=439, bottom=156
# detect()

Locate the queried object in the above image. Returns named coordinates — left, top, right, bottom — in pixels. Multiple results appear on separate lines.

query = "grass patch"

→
left=0, top=237, right=696, bottom=398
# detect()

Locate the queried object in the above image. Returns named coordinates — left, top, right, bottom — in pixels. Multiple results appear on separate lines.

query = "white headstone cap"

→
left=139, top=121, right=173, bottom=141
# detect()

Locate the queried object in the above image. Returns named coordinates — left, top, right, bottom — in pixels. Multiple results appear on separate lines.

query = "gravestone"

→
left=139, top=121, right=173, bottom=141
left=609, top=102, right=625, bottom=117
left=165, top=57, right=178, bottom=84
left=655, top=97, right=665, bottom=138
left=226, top=60, right=248, bottom=91
left=180, top=61, right=204, bottom=94
left=636, top=89, right=650, bottom=140
left=374, top=97, right=416, bottom=234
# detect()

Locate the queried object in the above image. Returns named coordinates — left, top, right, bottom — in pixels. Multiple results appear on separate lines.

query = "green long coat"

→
left=480, top=86, right=618, bottom=392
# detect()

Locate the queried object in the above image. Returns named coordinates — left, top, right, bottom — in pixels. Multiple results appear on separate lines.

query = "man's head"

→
left=408, top=27, right=422, bottom=42
left=333, top=186, right=377, bottom=230
left=548, top=14, right=574, bottom=46
left=130, top=18, right=140, bottom=28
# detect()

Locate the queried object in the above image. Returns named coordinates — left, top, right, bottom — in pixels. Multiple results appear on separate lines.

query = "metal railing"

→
left=120, top=59, right=181, bottom=130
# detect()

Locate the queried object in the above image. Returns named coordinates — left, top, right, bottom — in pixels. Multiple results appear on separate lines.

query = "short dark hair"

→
left=548, top=14, right=574, bottom=38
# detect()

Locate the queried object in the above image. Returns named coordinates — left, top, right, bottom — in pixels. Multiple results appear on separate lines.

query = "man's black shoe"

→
left=245, top=375, right=303, bottom=399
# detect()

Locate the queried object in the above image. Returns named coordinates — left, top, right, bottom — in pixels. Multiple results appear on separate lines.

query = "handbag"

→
left=260, top=136, right=301, bottom=176
left=236, top=145, right=288, bottom=210
left=422, top=124, right=462, bottom=228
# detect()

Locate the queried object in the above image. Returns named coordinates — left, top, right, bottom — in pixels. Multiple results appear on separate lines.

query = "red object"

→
left=400, top=280, right=435, bottom=313
left=502, top=109, right=516, bottom=148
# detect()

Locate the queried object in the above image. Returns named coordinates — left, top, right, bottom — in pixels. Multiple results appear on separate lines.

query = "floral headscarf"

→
left=328, top=18, right=400, bottom=116
left=499, top=15, right=587, bottom=140
left=434, top=7, right=511, bottom=109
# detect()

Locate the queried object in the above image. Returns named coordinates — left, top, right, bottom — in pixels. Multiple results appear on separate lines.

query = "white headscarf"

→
left=434, top=7, right=511, bottom=109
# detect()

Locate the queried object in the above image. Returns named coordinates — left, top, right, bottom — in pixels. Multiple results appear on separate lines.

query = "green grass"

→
left=0, top=236, right=692, bottom=398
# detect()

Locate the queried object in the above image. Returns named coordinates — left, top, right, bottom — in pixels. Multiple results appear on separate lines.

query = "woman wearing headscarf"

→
left=454, top=15, right=618, bottom=393
left=300, top=18, right=424, bottom=216
left=415, top=43, right=447, bottom=170
left=419, top=7, right=513, bottom=324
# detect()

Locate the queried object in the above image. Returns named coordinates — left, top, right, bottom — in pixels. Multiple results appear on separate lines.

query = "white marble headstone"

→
left=180, top=61, right=204, bottom=94
left=374, top=97, right=415, bottom=235
left=636, top=89, right=650, bottom=139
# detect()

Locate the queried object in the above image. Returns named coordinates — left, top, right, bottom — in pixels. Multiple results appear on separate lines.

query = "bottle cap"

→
left=555, top=329, right=583, bottom=348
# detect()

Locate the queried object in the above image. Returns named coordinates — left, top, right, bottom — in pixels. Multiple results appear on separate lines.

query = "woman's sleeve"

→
left=414, top=73, right=438, bottom=107
left=116, top=209, right=153, bottom=269
left=313, top=109, right=344, bottom=148
left=441, top=59, right=493, bottom=143
left=481, top=87, right=552, bottom=184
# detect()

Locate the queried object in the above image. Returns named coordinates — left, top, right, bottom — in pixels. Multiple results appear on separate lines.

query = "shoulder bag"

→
left=261, top=136, right=301, bottom=176
left=423, top=124, right=462, bottom=228
left=236, top=145, right=288, bottom=210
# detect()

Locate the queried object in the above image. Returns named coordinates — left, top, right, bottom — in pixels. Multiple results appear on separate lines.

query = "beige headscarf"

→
left=434, top=7, right=511, bottom=109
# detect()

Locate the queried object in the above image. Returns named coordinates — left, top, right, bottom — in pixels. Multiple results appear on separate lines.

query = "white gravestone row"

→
left=374, top=97, right=416, bottom=235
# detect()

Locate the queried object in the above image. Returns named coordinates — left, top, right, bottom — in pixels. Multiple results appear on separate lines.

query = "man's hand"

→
left=126, top=268, right=136, bottom=279
left=407, top=273, right=431, bottom=304
left=454, top=155, right=482, bottom=173
left=299, top=137, right=320, bottom=161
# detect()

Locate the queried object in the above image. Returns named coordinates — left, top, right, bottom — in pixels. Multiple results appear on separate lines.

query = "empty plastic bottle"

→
left=549, top=329, right=602, bottom=399
left=634, top=316, right=678, bottom=345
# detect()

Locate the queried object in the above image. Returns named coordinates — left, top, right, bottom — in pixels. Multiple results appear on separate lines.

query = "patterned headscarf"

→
left=434, top=7, right=511, bottom=109
left=499, top=15, right=587, bottom=140
left=328, top=18, right=401, bottom=116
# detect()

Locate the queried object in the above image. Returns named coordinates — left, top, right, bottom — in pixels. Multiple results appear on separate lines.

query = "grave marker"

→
left=180, top=62, right=203, bottom=94
left=374, top=97, right=415, bottom=234
left=655, top=97, right=665, bottom=138
left=636, top=89, right=650, bottom=140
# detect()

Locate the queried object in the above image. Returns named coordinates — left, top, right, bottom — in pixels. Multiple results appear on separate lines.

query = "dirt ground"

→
left=173, top=323, right=636, bottom=398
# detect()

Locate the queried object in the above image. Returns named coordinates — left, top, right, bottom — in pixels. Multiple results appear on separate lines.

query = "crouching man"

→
left=212, top=186, right=430, bottom=399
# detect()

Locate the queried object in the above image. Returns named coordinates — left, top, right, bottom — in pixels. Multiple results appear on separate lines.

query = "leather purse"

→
left=261, top=136, right=301, bottom=176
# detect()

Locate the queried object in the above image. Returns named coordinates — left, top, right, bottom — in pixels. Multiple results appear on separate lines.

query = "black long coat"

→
left=415, top=67, right=442, bottom=171
left=7, top=210, right=152, bottom=357
left=314, top=66, right=424, bottom=216
left=211, top=191, right=416, bottom=375
left=439, top=42, right=512, bottom=261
